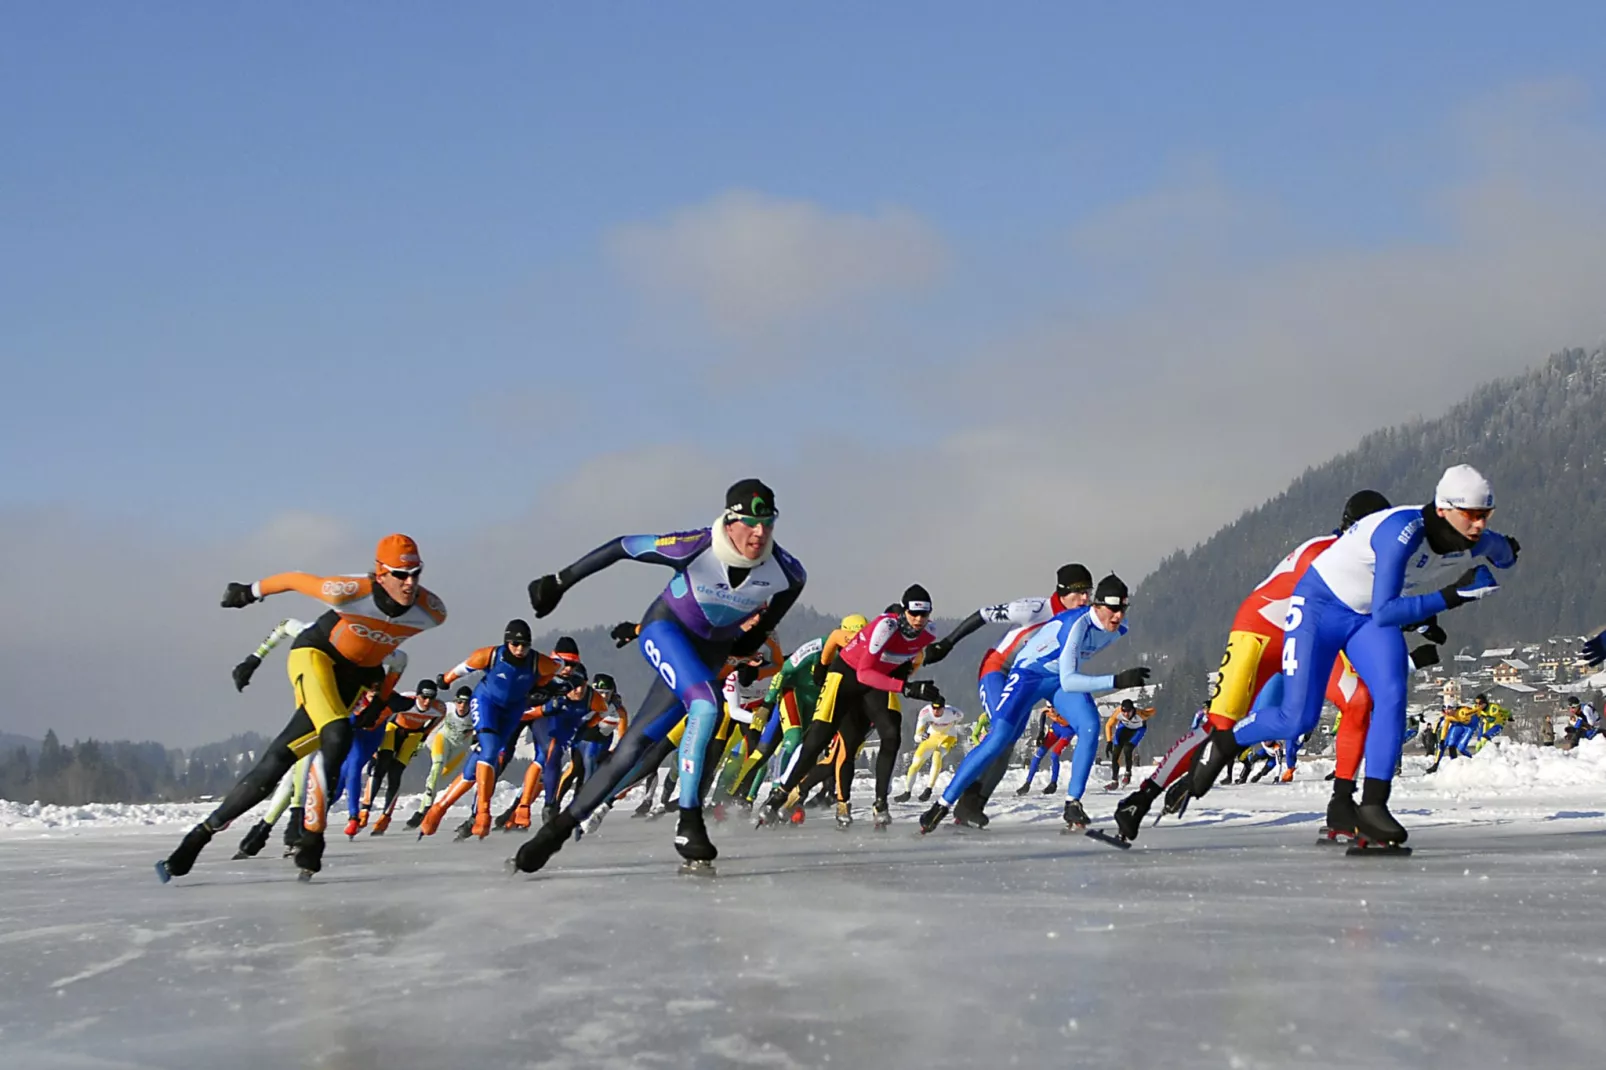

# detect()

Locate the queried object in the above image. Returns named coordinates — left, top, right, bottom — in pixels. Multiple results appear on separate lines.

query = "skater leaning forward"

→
left=158, top=534, right=447, bottom=882
left=921, top=574, right=1149, bottom=834
left=514, top=479, right=806, bottom=876
left=1193, top=465, right=1519, bottom=851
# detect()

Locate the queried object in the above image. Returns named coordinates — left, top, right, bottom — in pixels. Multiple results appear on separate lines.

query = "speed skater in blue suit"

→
left=920, top=574, right=1150, bottom=833
left=1193, top=465, right=1519, bottom=848
left=514, top=479, right=806, bottom=874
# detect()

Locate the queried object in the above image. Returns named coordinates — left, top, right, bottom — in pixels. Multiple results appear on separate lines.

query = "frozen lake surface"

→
left=3, top=744, right=1605, bottom=1069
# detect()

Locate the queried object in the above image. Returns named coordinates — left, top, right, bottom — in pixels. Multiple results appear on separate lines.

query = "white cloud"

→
left=607, top=190, right=949, bottom=336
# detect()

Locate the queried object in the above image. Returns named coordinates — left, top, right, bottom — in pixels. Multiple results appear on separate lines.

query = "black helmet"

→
left=1056, top=563, right=1093, bottom=595
left=417, top=678, right=439, bottom=699
left=505, top=619, right=533, bottom=645
left=1093, top=574, right=1130, bottom=610
left=553, top=635, right=580, bottom=658
left=593, top=672, right=617, bottom=693
left=454, top=686, right=473, bottom=702
left=1340, top=490, right=1391, bottom=531
left=901, top=584, right=932, bottom=613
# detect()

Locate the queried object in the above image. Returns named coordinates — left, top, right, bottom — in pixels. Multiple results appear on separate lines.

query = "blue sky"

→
left=5, top=4, right=1606, bottom=740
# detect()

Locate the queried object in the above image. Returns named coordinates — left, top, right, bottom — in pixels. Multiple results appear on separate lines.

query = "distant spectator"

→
left=1540, top=715, right=1555, bottom=747
left=1563, top=696, right=1599, bottom=748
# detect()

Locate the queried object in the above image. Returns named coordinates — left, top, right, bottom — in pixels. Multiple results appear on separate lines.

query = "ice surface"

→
left=2, top=744, right=1604, bottom=1069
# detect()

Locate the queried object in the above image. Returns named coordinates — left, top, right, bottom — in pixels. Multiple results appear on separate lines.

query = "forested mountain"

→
left=1137, top=345, right=1606, bottom=733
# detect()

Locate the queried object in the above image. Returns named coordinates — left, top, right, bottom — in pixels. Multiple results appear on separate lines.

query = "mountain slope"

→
left=1137, top=344, right=1606, bottom=671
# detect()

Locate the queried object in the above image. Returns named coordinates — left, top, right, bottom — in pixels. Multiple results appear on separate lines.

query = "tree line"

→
left=0, top=730, right=268, bottom=807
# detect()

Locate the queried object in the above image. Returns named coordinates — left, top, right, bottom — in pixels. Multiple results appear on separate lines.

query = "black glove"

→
left=1412, top=617, right=1448, bottom=645
left=812, top=659, right=828, bottom=687
left=736, top=663, right=759, bottom=687
left=1111, top=667, right=1151, bottom=690
left=889, top=660, right=915, bottom=681
left=610, top=621, right=639, bottom=648
left=221, top=582, right=257, bottom=609
left=729, top=630, right=768, bottom=658
left=922, top=638, right=952, bottom=666
left=231, top=654, right=261, bottom=692
left=1409, top=644, right=1441, bottom=670
left=902, top=680, right=942, bottom=704
left=1506, top=535, right=1520, bottom=561
left=528, top=574, right=564, bottom=618
left=435, top=673, right=450, bottom=690
left=1439, top=568, right=1497, bottom=610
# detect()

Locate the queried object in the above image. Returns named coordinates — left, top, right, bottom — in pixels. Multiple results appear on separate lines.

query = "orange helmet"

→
left=375, top=533, right=422, bottom=572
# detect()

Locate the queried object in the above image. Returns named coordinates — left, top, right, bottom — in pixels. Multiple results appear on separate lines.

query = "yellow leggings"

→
left=905, top=733, right=958, bottom=790
left=285, top=647, right=367, bottom=757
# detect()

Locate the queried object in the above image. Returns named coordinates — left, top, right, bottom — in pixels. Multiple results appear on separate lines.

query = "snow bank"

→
left=0, top=799, right=214, bottom=831
left=1423, top=736, right=1606, bottom=792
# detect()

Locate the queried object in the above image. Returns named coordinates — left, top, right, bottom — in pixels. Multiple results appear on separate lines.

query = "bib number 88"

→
left=642, top=638, right=678, bottom=689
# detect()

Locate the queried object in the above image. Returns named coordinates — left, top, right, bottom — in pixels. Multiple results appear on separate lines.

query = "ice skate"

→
left=1349, top=778, right=1412, bottom=856
left=1061, top=798, right=1089, bottom=831
left=232, top=820, right=272, bottom=860
left=283, top=807, right=304, bottom=847
left=581, top=805, right=610, bottom=836
left=510, top=812, right=578, bottom=874
left=918, top=802, right=950, bottom=834
left=952, top=789, right=989, bottom=829
left=834, top=801, right=853, bottom=828
left=1161, top=777, right=1193, bottom=818
left=674, top=806, right=718, bottom=875
left=1114, top=781, right=1160, bottom=842
left=293, top=830, right=325, bottom=880
left=157, top=823, right=214, bottom=882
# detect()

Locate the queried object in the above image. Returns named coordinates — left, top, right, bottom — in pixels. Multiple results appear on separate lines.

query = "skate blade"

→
left=1316, top=828, right=1355, bottom=847
left=678, top=861, right=717, bottom=877
left=1084, top=829, right=1131, bottom=850
left=154, top=860, right=172, bottom=884
left=1060, top=822, right=1089, bottom=834
left=231, top=850, right=256, bottom=860
left=1345, top=839, right=1412, bottom=857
